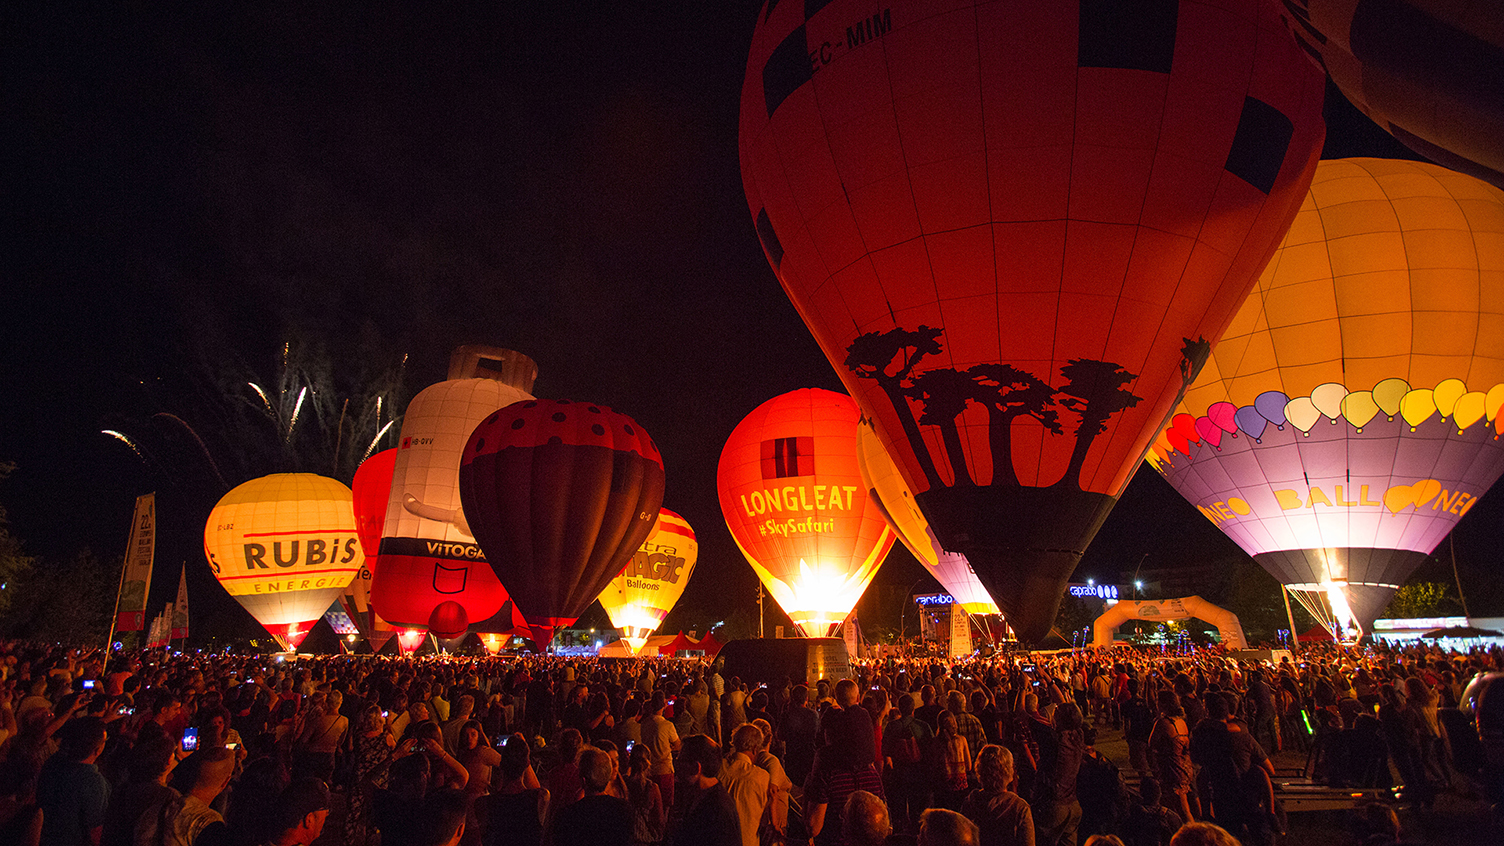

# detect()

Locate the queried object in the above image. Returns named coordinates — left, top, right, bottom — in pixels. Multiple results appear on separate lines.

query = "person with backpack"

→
left=881, top=694, right=933, bottom=834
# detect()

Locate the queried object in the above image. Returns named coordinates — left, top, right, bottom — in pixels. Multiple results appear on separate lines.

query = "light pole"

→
left=755, top=581, right=764, bottom=638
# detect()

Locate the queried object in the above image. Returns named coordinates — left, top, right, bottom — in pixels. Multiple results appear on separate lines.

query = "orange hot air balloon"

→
left=204, top=474, right=363, bottom=650
left=855, top=419, right=998, bottom=616
left=598, top=509, right=699, bottom=654
left=718, top=389, right=896, bottom=636
left=738, top=0, right=1326, bottom=640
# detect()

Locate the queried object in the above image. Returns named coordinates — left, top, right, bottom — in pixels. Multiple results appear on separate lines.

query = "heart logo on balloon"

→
left=1383, top=479, right=1442, bottom=514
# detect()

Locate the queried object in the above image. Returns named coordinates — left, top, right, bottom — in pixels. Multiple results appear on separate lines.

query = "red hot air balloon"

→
left=348, top=449, right=397, bottom=649
left=459, top=399, right=665, bottom=648
left=738, top=0, right=1326, bottom=641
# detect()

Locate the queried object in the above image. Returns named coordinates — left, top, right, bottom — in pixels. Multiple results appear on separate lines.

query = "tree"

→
left=907, top=368, right=980, bottom=487
left=1051, top=596, right=1097, bottom=642
left=1383, top=582, right=1459, bottom=619
left=844, top=327, right=945, bottom=488
left=2, top=548, right=116, bottom=645
left=1053, top=359, right=1140, bottom=490
left=967, top=363, right=1060, bottom=487
left=0, top=462, right=36, bottom=621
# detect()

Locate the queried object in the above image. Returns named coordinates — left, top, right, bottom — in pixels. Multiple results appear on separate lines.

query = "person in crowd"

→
left=919, top=807, right=980, bottom=846
left=1148, top=691, right=1196, bottom=824
left=1030, top=702, right=1083, bottom=846
left=454, top=720, right=500, bottom=797
left=622, top=744, right=665, bottom=846
left=1167, top=821, right=1240, bottom=846
left=103, top=737, right=177, bottom=846
left=961, top=745, right=1032, bottom=846
left=137, top=746, right=234, bottom=846
left=749, top=717, right=792, bottom=840
left=292, top=690, right=346, bottom=783
left=550, top=746, right=633, bottom=846
left=720, top=724, right=771, bottom=846
left=473, top=735, right=547, bottom=846
left=882, top=691, right=933, bottom=833
left=937, top=710, right=973, bottom=809
left=781, top=684, right=819, bottom=788
left=641, top=692, right=680, bottom=813
left=842, top=789, right=894, bottom=846
left=411, top=789, right=469, bottom=846
left=37, top=716, right=110, bottom=846
left=1123, top=779, right=1180, bottom=846
left=668, top=735, right=737, bottom=846
left=260, top=778, right=329, bottom=846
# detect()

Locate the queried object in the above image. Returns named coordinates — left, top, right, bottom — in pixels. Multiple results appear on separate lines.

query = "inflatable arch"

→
left=1092, top=596, right=1247, bottom=649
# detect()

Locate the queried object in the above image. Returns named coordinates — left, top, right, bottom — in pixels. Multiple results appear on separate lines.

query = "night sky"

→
left=5, top=3, right=1501, bottom=641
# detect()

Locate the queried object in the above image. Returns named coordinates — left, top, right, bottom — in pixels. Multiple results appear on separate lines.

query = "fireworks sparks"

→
left=101, top=430, right=144, bottom=459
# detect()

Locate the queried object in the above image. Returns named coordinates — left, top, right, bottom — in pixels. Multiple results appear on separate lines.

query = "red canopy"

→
left=657, top=631, right=699, bottom=656
left=696, top=631, right=724, bottom=656
left=1296, top=625, right=1334, bottom=642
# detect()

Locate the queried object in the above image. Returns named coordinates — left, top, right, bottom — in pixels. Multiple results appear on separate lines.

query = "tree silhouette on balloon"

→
left=844, top=326, right=1141, bottom=495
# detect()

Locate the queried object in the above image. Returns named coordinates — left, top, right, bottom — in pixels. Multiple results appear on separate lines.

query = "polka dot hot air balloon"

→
left=1147, top=159, right=1504, bottom=639
left=204, top=474, right=363, bottom=650
left=718, top=389, right=897, bottom=637
left=459, top=399, right=666, bottom=648
left=738, top=0, right=1327, bottom=640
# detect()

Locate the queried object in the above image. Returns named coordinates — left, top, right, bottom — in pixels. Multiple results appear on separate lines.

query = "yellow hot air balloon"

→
left=598, top=509, right=699, bottom=654
left=204, top=473, right=363, bottom=649
left=1148, top=159, right=1504, bottom=640
left=855, top=419, right=999, bottom=616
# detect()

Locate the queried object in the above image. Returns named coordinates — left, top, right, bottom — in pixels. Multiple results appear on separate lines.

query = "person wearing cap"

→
left=259, top=778, right=329, bottom=846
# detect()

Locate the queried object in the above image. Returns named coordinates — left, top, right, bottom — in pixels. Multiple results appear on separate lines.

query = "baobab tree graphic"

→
left=843, top=325, right=1140, bottom=493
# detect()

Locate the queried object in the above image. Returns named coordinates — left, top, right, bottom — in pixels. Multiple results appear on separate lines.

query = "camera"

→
left=83, top=680, right=97, bottom=690
left=182, top=728, right=199, bottom=751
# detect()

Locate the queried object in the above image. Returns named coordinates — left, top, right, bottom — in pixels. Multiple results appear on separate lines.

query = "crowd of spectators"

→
left=0, top=636, right=1496, bottom=846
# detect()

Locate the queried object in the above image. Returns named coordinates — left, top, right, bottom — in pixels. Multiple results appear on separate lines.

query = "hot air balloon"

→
left=1147, top=158, right=1504, bottom=640
left=371, top=347, right=534, bottom=638
left=1275, top=1, right=1504, bottom=189
left=718, top=389, right=897, bottom=636
left=347, top=448, right=397, bottom=649
left=598, top=509, right=699, bottom=654
left=459, top=398, right=666, bottom=648
left=854, top=418, right=999, bottom=616
left=738, top=0, right=1326, bottom=641
left=204, top=473, right=363, bottom=649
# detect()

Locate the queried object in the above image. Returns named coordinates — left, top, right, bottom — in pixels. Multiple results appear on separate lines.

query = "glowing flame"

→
left=1323, top=580, right=1358, bottom=641
left=763, top=558, right=874, bottom=636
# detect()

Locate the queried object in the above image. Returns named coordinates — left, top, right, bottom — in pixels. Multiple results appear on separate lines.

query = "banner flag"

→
left=117, top=493, right=156, bottom=631
left=171, top=564, right=189, bottom=640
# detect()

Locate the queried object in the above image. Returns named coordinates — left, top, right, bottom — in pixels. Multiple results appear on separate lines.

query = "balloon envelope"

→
left=855, top=419, right=998, bottom=615
left=718, top=389, right=896, bottom=636
left=738, top=0, right=1326, bottom=641
left=598, top=508, right=699, bottom=653
left=460, top=398, right=666, bottom=646
left=1276, top=1, right=1504, bottom=188
left=347, top=448, right=397, bottom=643
left=1148, top=159, right=1504, bottom=634
left=372, top=348, right=536, bottom=637
left=204, top=473, right=363, bottom=649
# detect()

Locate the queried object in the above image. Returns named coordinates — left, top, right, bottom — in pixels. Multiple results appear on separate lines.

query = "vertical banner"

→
left=171, top=564, right=189, bottom=640
left=117, top=493, right=156, bottom=631
left=949, top=605, right=972, bottom=658
left=843, top=615, right=860, bottom=658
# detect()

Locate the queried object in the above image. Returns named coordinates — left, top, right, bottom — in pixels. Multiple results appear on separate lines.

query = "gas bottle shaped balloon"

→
left=204, top=473, right=363, bottom=649
left=598, top=508, right=699, bottom=654
left=738, top=0, right=1326, bottom=640
left=348, top=448, right=396, bottom=649
left=371, top=347, right=536, bottom=638
left=460, top=398, right=666, bottom=647
left=855, top=418, right=998, bottom=616
left=718, top=389, right=897, bottom=637
left=1274, top=1, right=1504, bottom=189
left=1147, top=159, right=1504, bottom=639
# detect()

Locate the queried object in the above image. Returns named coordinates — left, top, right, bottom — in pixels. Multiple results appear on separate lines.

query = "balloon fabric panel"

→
left=739, top=0, right=1326, bottom=641
left=460, top=400, right=665, bottom=642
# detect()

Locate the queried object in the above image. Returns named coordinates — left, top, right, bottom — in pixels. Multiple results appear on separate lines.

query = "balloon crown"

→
left=466, top=399, right=662, bottom=464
